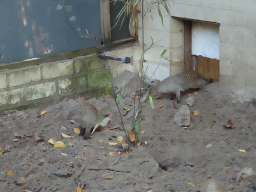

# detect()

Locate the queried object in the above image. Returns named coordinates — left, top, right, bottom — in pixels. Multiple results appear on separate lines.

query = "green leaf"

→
left=135, top=117, right=141, bottom=134
left=69, top=15, right=76, bottom=22
left=158, top=8, right=164, bottom=25
left=66, top=5, right=72, bottom=12
left=161, top=49, right=167, bottom=57
left=117, top=93, right=122, bottom=105
left=123, top=106, right=129, bottom=110
left=57, top=4, right=63, bottom=10
left=97, top=116, right=105, bottom=124
left=149, top=96, right=154, bottom=109
left=76, top=27, right=81, bottom=32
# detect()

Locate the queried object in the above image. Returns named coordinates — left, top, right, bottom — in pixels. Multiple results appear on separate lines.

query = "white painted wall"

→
left=192, top=22, right=220, bottom=59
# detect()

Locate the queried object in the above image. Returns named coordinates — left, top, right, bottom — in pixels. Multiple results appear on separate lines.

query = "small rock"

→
left=174, top=105, right=190, bottom=126
left=185, top=96, right=195, bottom=106
left=236, top=167, right=254, bottom=182
left=52, top=170, right=72, bottom=178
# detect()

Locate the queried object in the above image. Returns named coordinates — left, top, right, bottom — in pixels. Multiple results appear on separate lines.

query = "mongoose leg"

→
left=175, top=90, right=181, bottom=103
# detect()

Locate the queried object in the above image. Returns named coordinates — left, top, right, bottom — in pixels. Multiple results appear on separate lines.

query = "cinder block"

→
left=170, top=18, right=183, bottom=33
left=143, top=29, right=171, bottom=48
left=24, top=82, right=56, bottom=101
left=143, top=61, right=170, bottom=81
left=88, top=69, right=111, bottom=87
left=58, top=78, right=72, bottom=94
left=170, top=31, right=183, bottom=48
left=0, top=73, right=7, bottom=89
left=41, top=59, right=73, bottom=80
left=8, top=66, right=41, bottom=87
left=170, top=64, right=183, bottom=76
left=0, top=91, right=8, bottom=105
left=74, top=55, right=104, bottom=73
left=170, top=47, right=184, bottom=63
left=8, top=87, right=24, bottom=104
left=144, top=47, right=170, bottom=66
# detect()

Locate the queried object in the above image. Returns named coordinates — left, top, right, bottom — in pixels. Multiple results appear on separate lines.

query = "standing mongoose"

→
left=150, top=71, right=212, bottom=102
left=67, top=103, right=99, bottom=139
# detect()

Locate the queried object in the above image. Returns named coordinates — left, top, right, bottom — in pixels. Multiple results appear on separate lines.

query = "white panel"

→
left=192, top=22, right=220, bottom=59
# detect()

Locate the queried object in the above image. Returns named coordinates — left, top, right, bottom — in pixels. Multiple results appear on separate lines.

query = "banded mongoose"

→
left=67, top=103, right=99, bottom=139
left=150, top=71, right=212, bottom=102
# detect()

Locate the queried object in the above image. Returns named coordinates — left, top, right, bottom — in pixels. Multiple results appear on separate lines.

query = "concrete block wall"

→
left=136, top=0, right=256, bottom=101
left=0, top=54, right=111, bottom=112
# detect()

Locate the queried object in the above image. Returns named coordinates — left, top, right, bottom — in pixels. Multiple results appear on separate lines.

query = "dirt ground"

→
left=1, top=82, right=256, bottom=192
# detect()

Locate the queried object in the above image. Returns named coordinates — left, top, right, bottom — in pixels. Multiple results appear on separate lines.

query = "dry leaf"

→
left=239, top=149, right=246, bottom=153
left=188, top=182, right=195, bottom=186
left=4, top=166, right=7, bottom=170
left=193, top=110, right=200, bottom=116
left=144, top=141, right=147, bottom=144
left=109, top=152, right=116, bottom=157
left=13, top=139, right=19, bottom=142
left=147, top=190, right=152, bottom=192
left=32, top=132, right=44, bottom=143
left=117, top=136, right=124, bottom=143
left=167, top=167, right=174, bottom=173
left=224, top=120, right=233, bottom=129
left=135, top=96, right=140, bottom=101
left=194, top=92, right=198, bottom=95
left=7, top=170, right=15, bottom=177
left=211, top=120, right=216, bottom=126
left=69, top=120, right=75, bottom=124
left=119, top=151, right=127, bottom=155
left=183, top=126, right=188, bottom=129
left=0, top=148, right=3, bottom=155
left=225, top=169, right=229, bottom=174
left=102, top=173, right=113, bottom=180
left=74, top=128, right=80, bottom=134
left=40, top=110, right=47, bottom=115
left=99, top=140, right=103, bottom=143
left=206, top=144, right=212, bottom=148
left=61, top=153, right=68, bottom=156
left=158, top=104, right=163, bottom=108
left=48, top=138, right=55, bottom=145
left=129, top=132, right=136, bottom=142
left=108, top=142, right=118, bottom=146
left=68, top=143, right=72, bottom=146
left=54, top=141, right=66, bottom=148
left=62, top=133, right=73, bottom=138
left=77, top=186, right=82, bottom=192
left=141, top=130, right=145, bottom=134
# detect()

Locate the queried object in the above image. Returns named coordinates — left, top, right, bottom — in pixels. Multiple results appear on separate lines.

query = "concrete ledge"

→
left=0, top=73, right=7, bottom=89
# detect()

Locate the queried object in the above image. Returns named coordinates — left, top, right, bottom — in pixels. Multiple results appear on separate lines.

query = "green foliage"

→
left=160, top=49, right=167, bottom=57
left=135, top=117, right=141, bottom=134
left=69, top=15, right=77, bottom=22
left=149, top=95, right=154, bottom=109
left=66, top=5, right=73, bottom=12
left=117, top=93, right=122, bottom=105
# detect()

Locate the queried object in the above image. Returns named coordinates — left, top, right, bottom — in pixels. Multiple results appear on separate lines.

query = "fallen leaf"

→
left=74, top=128, right=80, bottom=134
left=206, top=144, right=212, bottom=148
left=183, top=126, right=188, bottom=129
left=62, top=133, right=73, bottom=138
left=54, top=141, right=66, bottom=148
left=119, top=151, right=127, bottom=155
left=193, top=110, right=200, bottom=116
left=69, top=120, right=75, bottom=124
left=48, top=138, right=55, bottom=145
left=13, top=139, right=19, bottom=142
left=224, top=120, right=233, bottom=129
left=239, top=149, right=246, bottom=153
left=68, top=143, right=72, bottom=146
left=167, top=167, right=174, bottom=172
left=7, top=170, right=15, bottom=177
left=188, top=182, right=195, bottom=186
left=158, top=104, right=163, bottom=108
left=0, top=148, right=3, bottom=155
left=102, top=173, right=113, bottom=180
left=129, top=132, right=136, bottom=142
left=77, top=186, right=82, bottom=192
left=211, top=120, right=216, bottom=126
left=61, top=153, right=68, bottom=156
left=109, top=152, right=116, bottom=157
left=40, top=110, right=47, bottom=115
left=108, top=142, right=118, bottom=146
left=135, top=96, right=140, bottom=101
left=99, top=140, right=103, bottom=143
left=117, top=136, right=124, bottom=143
left=241, top=173, right=250, bottom=179
left=147, top=190, right=152, bottom=192
left=188, top=94, right=192, bottom=96
left=32, top=132, right=44, bottom=143
left=194, top=92, right=198, bottom=95
left=144, top=141, right=147, bottom=144
left=123, top=107, right=130, bottom=111
left=225, top=169, right=229, bottom=174
left=141, top=130, right=145, bottom=134
left=4, top=166, right=7, bottom=170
